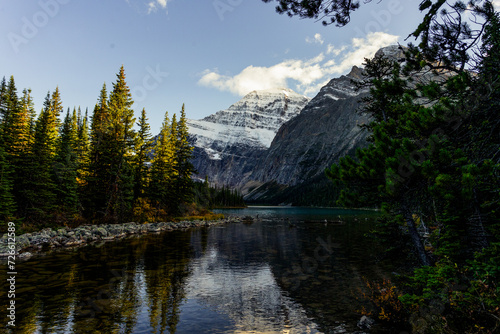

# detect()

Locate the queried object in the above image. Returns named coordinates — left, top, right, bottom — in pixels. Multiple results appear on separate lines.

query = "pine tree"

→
left=105, top=66, right=136, bottom=222
left=22, top=90, right=62, bottom=220
left=175, top=104, right=195, bottom=205
left=0, top=77, right=26, bottom=217
left=133, top=108, right=152, bottom=200
left=149, top=111, right=177, bottom=218
left=0, top=130, right=15, bottom=222
left=85, top=84, right=111, bottom=221
left=20, top=88, right=37, bottom=150
left=1, top=76, right=31, bottom=157
left=76, top=107, right=90, bottom=187
left=85, top=67, right=136, bottom=223
left=53, top=109, right=79, bottom=215
left=0, top=77, right=6, bottom=122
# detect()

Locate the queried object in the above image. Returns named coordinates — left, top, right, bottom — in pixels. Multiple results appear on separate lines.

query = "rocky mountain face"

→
left=187, top=88, right=310, bottom=186
left=242, top=66, right=371, bottom=200
left=188, top=45, right=413, bottom=204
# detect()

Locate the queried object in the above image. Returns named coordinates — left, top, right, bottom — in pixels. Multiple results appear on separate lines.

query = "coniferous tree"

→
left=133, top=108, right=152, bottom=200
left=85, top=84, right=111, bottom=221
left=23, top=90, right=62, bottom=220
left=53, top=109, right=79, bottom=215
left=175, top=104, right=195, bottom=205
left=0, top=77, right=26, bottom=214
left=2, top=76, right=30, bottom=157
left=149, top=111, right=177, bottom=218
left=105, top=65, right=136, bottom=222
left=13, top=88, right=36, bottom=218
left=84, top=67, right=136, bottom=223
left=76, top=107, right=90, bottom=187
left=169, top=113, right=179, bottom=209
left=0, top=77, right=6, bottom=122
left=20, top=88, right=37, bottom=150
left=0, top=130, right=15, bottom=222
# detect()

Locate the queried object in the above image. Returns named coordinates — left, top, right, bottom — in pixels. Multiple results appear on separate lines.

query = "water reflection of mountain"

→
left=186, top=246, right=321, bottom=333
left=187, top=220, right=390, bottom=333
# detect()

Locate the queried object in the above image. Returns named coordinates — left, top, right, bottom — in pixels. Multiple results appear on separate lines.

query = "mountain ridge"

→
left=187, top=87, right=310, bottom=186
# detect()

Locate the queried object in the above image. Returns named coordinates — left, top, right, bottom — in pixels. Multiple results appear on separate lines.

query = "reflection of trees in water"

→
left=0, top=232, right=193, bottom=334
left=144, top=233, right=191, bottom=334
left=0, top=217, right=391, bottom=334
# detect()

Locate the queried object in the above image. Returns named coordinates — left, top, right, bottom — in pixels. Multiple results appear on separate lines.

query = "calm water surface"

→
left=0, top=207, right=394, bottom=333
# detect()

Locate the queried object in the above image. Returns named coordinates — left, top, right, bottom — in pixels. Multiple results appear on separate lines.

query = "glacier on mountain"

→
left=187, top=88, right=310, bottom=162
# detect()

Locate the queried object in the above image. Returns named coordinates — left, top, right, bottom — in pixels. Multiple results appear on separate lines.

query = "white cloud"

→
left=147, top=0, right=169, bottom=13
left=198, top=32, right=399, bottom=97
left=306, top=33, right=324, bottom=45
left=326, top=44, right=347, bottom=56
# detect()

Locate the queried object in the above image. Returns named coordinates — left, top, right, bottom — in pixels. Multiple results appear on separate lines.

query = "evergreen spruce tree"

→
left=149, top=111, right=177, bottom=218
left=0, top=77, right=25, bottom=216
left=21, top=88, right=37, bottom=150
left=0, top=130, right=15, bottom=222
left=105, top=65, right=136, bottom=222
left=6, top=87, right=36, bottom=220
left=133, top=108, right=152, bottom=200
left=85, top=84, right=111, bottom=221
left=85, top=67, right=136, bottom=223
left=76, top=107, right=90, bottom=187
left=23, top=90, right=61, bottom=220
left=53, top=109, right=79, bottom=216
left=175, top=104, right=195, bottom=206
left=0, top=77, right=6, bottom=122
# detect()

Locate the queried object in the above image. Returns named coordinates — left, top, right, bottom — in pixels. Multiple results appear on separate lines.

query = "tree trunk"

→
left=403, top=211, right=431, bottom=266
left=466, top=196, right=489, bottom=253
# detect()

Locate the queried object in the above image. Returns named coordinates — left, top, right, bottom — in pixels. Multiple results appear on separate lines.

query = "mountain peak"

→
left=346, top=65, right=364, bottom=80
left=374, top=45, right=406, bottom=62
left=188, top=87, right=309, bottom=162
left=243, top=87, right=306, bottom=99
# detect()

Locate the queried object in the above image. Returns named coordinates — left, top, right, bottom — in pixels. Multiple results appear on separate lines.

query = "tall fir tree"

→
left=0, top=129, right=15, bottom=222
left=133, top=108, right=152, bottom=200
left=104, top=65, right=136, bottom=222
left=16, top=89, right=38, bottom=219
left=22, top=89, right=62, bottom=220
left=20, top=88, right=37, bottom=150
left=85, top=67, right=136, bottom=223
left=175, top=104, right=195, bottom=205
left=85, top=84, right=111, bottom=221
left=149, top=111, right=177, bottom=217
left=1, top=76, right=33, bottom=165
left=76, top=107, right=90, bottom=187
left=0, top=77, right=7, bottom=122
left=53, top=109, right=79, bottom=216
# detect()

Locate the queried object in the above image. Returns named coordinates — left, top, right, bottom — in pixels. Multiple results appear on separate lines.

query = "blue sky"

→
left=1, top=0, right=426, bottom=134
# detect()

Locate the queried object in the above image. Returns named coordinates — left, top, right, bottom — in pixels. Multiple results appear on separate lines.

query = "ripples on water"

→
left=0, top=207, right=393, bottom=333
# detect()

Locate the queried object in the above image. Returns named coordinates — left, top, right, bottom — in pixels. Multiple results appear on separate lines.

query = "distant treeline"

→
left=245, top=174, right=342, bottom=207
left=193, top=179, right=246, bottom=209
left=0, top=66, right=200, bottom=231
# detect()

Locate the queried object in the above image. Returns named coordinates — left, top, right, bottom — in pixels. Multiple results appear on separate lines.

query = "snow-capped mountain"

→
left=243, top=65, right=371, bottom=198
left=187, top=88, right=310, bottom=186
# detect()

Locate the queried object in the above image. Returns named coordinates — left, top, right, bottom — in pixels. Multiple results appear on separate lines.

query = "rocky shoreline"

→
left=0, top=219, right=231, bottom=261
